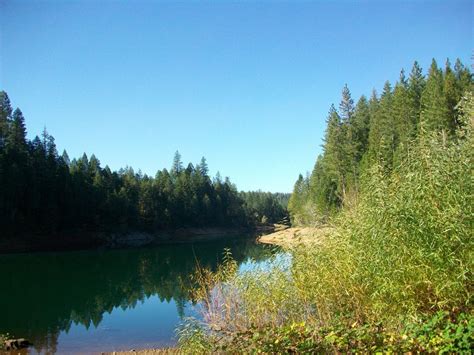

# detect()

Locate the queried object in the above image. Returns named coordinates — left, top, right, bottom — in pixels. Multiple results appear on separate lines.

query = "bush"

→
left=178, top=96, right=473, bottom=352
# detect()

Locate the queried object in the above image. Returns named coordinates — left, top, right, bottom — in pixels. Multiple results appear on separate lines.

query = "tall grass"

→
left=294, top=128, right=472, bottom=324
left=179, top=251, right=306, bottom=345
left=178, top=94, right=473, bottom=352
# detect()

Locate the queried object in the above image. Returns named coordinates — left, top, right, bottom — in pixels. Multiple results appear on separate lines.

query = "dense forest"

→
left=288, top=58, right=472, bottom=223
left=239, top=191, right=289, bottom=225
left=0, top=92, right=288, bottom=242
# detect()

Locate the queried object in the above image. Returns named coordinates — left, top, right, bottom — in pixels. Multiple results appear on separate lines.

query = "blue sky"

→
left=1, top=0, right=472, bottom=192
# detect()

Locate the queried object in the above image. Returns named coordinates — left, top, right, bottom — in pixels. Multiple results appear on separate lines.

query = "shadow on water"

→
left=0, top=237, right=277, bottom=353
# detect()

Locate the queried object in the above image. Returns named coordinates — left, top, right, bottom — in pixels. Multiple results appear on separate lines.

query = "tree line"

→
left=0, top=92, right=287, bottom=241
left=288, top=58, right=472, bottom=224
left=239, top=191, right=289, bottom=225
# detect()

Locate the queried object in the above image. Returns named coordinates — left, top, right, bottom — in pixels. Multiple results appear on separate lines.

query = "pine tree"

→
left=338, top=85, right=358, bottom=192
left=0, top=91, right=13, bottom=148
left=360, top=89, right=379, bottom=176
left=198, top=156, right=209, bottom=176
left=339, top=84, right=354, bottom=123
left=308, top=155, right=337, bottom=218
left=443, top=59, right=462, bottom=132
left=392, top=70, right=412, bottom=161
left=420, top=59, right=450, bottom=133
left=368, top=81, right=394, bottom=170
left=350, top=95, right=371, bottom=163
left=89, top=154, right=101, bottom=175
left=172, top=150, right=183, bottom=176
left=454, top=58, right=473, bottom=94
left=444, top=59, right=471, bottom=131
left=7, top=108, right=27, bottom=154
left=322, top=105, right=345, bottom=205
left=61, top=150, right=71, bottom=166
left=288, top=174, right=305, bottom=225
left=407, top=61, right=425, bottom=136
left=344, top=95, right=371, bottom=192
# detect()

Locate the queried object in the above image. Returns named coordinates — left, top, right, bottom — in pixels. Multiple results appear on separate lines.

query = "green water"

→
left=0, top=237, right=276, bottom=354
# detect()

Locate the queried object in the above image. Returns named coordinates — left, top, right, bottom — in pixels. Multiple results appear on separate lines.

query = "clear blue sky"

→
left=1, top=0, right=472, bottom=192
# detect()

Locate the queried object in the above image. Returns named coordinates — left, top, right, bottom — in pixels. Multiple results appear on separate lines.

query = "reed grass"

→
left=178, top=95, right=474, bottom=353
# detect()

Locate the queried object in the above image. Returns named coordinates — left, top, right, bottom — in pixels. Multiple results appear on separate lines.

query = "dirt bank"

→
left=257, top=225, right=332, bottom=248
left=0, top=227, right=255, bottom=254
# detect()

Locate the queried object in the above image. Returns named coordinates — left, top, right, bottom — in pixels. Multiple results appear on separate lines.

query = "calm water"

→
left=0, top=237, right=277, bottom=354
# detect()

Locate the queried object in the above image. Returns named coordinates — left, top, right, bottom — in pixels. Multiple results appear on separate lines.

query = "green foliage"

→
left=239, top=191, right=289, bottom=225
left=421, top=59, right=451, bottom=133
left=180, top=64, right=473, bottom=353
left=197, top=312, right=474, bottom=353
left=296, top=125, right=472, bottom=323
left=288, top=58, right=472, bottom=225
left=180, top=239, right=473, bottom=352
left=176, top=318, right=213, bottom=354
left=0, top=92, right=266, bottom=240
left=288, top=173, right=318, bottom=225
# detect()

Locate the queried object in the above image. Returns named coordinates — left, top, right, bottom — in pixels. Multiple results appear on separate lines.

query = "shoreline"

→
left=98, top=225, right=331, bottom=355
left=257, top=225, right=332, bottom=247
left=0, top=225, right=282, bottom=254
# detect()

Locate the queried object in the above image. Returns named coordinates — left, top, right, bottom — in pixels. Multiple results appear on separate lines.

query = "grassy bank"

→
left=175, top=97, right=473, bottom=353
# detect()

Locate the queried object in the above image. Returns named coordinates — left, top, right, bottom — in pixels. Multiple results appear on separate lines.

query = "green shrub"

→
left=178, top=96, right=473, bottom=352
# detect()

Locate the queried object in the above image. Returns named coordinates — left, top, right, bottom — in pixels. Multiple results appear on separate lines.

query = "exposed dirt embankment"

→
left=257, top=225, right=333, bottom=248
left=0, top=227, right=253, bottom=254
left=105, top=227, right=252, bottom=248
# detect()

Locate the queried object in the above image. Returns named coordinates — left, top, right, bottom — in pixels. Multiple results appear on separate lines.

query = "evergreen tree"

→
left=89, top=154, right=101, bottom=176
left=308, top=155, right=337, bottom=218
left=360, top=89, right=379, bottom=174
left=350, top=95, right=370, bottom=164
left=342, top=95, right=371, bottom=193
left=405, top=61, right=425, bottom=138
left=339, top=84, right=355, bottom=123
left=323, top=104, right=345, bottom=203
left=7, top=108, right=27, bottom=151
left=61, top=150, right=71, bottom=166
left=0, top=91, right=12, bottom=148
left=288, top=174, right=306, bottom=225
left=198, top=156, right=209, bottom=176
left=454, top=58, right=473, bottom=94
left=172, top=150, right=183, bottom=176
left=368, top=81, right=394, bottom=170
left=288, top=58, right=471, bottom=226
left=420, top=59, right=450, bottom=133
left=443, top=59, right=458, bottom=130
left=444, top=59, right=473, bottom=131
left=338, top=85, right=358, bottom=192
left=392, top=70, right=412, bottom=162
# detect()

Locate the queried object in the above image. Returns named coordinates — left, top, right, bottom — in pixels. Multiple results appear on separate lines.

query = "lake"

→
left=0, top=237, right=277, bottom=354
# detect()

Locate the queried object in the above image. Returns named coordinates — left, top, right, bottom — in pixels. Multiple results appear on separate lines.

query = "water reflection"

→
left=0, top=238, right=275, bottom=353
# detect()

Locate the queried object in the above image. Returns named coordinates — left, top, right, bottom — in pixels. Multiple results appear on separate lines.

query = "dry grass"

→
left=257, top=226, right=332, bottom=248
left=177, top=109, right=474, bottom=352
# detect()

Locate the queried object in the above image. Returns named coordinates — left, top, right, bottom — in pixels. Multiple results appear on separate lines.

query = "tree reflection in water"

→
left=0, top=238, right=276, bottom=353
